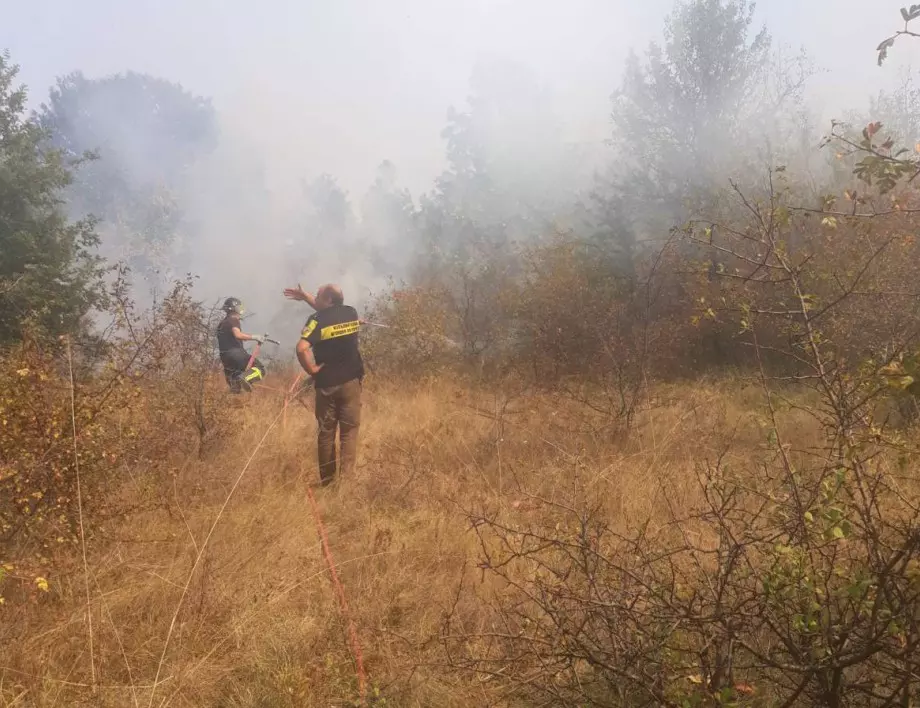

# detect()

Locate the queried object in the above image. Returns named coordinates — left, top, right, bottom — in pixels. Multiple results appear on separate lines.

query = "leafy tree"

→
left=304, top=173, right=354, bottom=240
left=279, top=173, right=357, bottom=288
left=604, top=0, right=811, bottom=240
left=870, top=72, right=920, bottom=148
left=402, top=60, right=602, bottom=363
left=423, top=59, right=591, bottom=259
left=39, top=71, right=216, bottom=284
left=0, top=51, right=105, bottom=344
left=359, top=160, right=418, bottom=278
left=589, top=180, right=639, bottom=281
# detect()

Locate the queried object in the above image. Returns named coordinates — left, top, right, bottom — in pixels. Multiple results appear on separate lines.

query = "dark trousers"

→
left=220, top=349, right=264, bottom=393
left=315, top=378, right=362, bottom=485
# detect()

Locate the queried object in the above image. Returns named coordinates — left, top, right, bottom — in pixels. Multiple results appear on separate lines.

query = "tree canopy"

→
left=39, top=71, right=216, bottom=283
left=605, top=0, right=810, bottom=238
left=0, top=52, right=105, bottom=344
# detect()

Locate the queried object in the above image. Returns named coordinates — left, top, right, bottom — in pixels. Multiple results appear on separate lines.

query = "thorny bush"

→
left=362, top=284, right=460, bottom=379
left=367, top=233, right=702, bottom=431
left=443, top=426, right=920, bottom=707
left=0, top=272, right=226, bottom=603
left=439, top=127, right=920, bottom=706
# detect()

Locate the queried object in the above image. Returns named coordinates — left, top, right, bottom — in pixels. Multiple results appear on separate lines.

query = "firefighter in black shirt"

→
left=216, top=297, right=267, bottom=393
left=284, top=283, right=364, bottom=486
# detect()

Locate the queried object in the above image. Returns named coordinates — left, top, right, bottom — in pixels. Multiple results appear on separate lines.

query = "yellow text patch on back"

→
left=320, top=320, right=360, bottom=340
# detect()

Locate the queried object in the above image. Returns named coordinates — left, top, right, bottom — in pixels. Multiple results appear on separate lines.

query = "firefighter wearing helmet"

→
left=216, top=297, right=267, bottom=393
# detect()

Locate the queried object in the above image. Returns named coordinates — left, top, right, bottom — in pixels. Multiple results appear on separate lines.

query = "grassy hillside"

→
left=8, top=370, right=911, bottom=707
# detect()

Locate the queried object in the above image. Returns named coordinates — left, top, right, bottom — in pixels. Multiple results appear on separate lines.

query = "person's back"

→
left=289, top=283, right=364, bottom=486
left=301, top=304, right=364, bottom=389
left=217, top=312, right=244, bottom=356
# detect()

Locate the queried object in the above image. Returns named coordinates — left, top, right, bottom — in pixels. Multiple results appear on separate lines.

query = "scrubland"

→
left=6, top=5, right=920, bottom=706
left=3, top=365, right=918, bottom=707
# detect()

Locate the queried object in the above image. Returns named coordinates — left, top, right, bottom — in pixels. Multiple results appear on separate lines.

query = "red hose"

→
left=306, top=484, right=368, bottom=703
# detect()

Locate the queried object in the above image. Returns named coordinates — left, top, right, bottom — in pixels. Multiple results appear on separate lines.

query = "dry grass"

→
left=0, top=374, right=827, bottom=707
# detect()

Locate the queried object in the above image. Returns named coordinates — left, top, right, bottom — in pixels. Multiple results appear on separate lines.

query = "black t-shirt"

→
left=217, top=313, right=244, bottom=354
left=301, top=304, right=364, bottom=388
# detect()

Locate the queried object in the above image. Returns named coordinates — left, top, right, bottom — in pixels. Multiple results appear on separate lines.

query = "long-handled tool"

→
left=245, top=335, right=280, bottom=372
left=238, top=335, right=281, bottom=392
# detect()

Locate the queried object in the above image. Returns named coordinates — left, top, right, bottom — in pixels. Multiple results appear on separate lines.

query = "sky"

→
left=3, top=0, right=914, bottom=198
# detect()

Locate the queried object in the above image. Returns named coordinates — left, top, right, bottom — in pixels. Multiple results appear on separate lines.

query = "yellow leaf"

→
left=687, top=674, right=704, bottom=685
left=906, top=559, right=920, bottom=585
left=35, top=577, right=49, bottom=592
left=887, top=375, right=917, bottom=390
left=16, top=368, right=29, bottom=377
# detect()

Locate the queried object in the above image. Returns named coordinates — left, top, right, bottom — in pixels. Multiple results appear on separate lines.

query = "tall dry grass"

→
left=0, top=371, right=834, bottom=707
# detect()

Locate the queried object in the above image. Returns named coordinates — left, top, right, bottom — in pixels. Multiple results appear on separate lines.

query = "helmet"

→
left=222, top=297, right=243, bottom=314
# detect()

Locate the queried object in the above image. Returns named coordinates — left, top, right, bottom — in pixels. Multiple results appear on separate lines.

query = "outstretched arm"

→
left=229, top=314, right=263, bottom=343
left=231, top=326, right=263, bottom=343
left=283, top=283, right=317, bottom=310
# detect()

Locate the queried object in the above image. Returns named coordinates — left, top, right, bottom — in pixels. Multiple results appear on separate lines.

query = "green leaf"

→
left=717, top=686, right=736, bottom=703
left=825, top=507, right=843, bottom=523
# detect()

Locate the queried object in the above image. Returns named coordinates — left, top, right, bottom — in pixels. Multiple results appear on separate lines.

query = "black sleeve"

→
left=301, top=315, right=320, bottom=345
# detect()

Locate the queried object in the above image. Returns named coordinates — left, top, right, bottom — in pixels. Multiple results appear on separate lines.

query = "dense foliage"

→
left=0, top=52, right=105, bottom=345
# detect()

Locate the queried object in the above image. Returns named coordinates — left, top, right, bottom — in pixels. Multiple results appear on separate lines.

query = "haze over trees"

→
left=39, top=71, right=217, bottom=285
left=602, top=0, right=812, bottom=242
left=5, top=1, right=920, bottom=706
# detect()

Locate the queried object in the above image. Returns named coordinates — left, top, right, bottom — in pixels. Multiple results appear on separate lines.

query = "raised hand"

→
left=283, top=283, right=309, bottom=302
